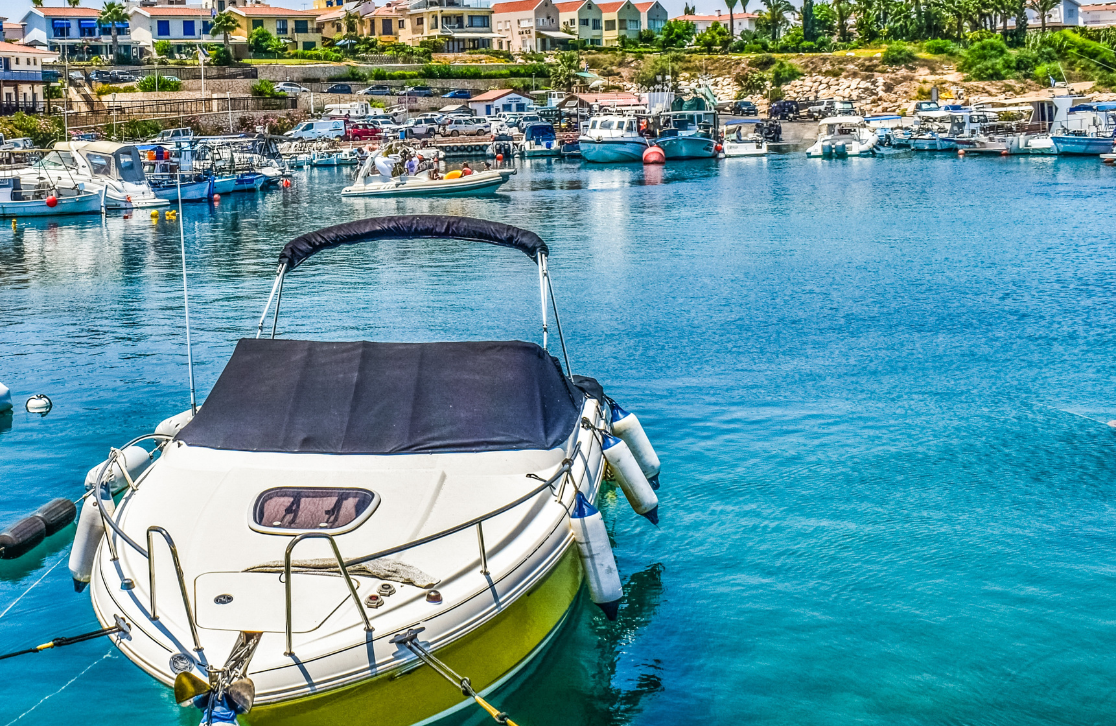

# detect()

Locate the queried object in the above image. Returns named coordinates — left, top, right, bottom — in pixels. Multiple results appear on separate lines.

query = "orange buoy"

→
left=212, top=193, right=221, bottom=201
left=1000, top=149, right=1009, bottom=156
left=282, top=179, right=291, bottom=188
left=714, top=144, right=723, bottom=153
left=643, top=146, right=666, bottom=165
left=958, top=149, right=966, bottom=157
left=45, top=196, right=58, bottom=207
left=496, top=153, right=504, bottom=162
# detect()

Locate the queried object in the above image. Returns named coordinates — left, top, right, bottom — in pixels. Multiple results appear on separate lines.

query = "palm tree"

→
left=209, top=11, right=239, bottom=53
left=31, top=0, right=44, bottom=7
left=834, top=0, right=851, bottom=40
left=66, top=0, right=80, bottom=7
left=725, top=0, right=741, bottom=38
left=1027, top=0, right=1058, bottom=31
left=761, top=0, right=796, bottom=39
left=98, top=1, right=127, bottom=63
left=342, top=9, right=361, bottom=35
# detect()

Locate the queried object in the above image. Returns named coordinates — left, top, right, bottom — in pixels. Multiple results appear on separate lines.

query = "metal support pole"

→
left=475, top=523, right=489, bottom=575
left=255, top=263, right=286, bottom=338
left=147, top=527, right=204, bottom=653
left=537, top=254, right=548, bottom=349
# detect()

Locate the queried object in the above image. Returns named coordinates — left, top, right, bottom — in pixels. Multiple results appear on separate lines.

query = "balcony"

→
left=0, top=70, right=44, bottom=83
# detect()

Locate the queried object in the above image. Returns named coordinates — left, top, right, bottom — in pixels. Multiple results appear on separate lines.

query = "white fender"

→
left=570, top=492, right=622, bottom=620
left=601, top=434, right=659, bottom=524
left=155, top=408, right=196, bottom=438
left=0, top=382, right=11, bottom=412
left=69, top=484, right=115, bottom=591
left=609, top=403, right=660, bottom=489
left=84, top=445, right=151, bottom=494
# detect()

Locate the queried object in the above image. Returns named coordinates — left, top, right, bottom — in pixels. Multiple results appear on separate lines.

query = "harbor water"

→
left=3, top=153, right=1116, bottom=725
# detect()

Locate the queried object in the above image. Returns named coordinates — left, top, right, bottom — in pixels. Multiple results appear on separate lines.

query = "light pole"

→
left=112, top=92, right=117, bottom=139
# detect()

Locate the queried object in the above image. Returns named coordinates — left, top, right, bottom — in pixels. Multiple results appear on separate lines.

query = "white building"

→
left=671, top=10, right=757, bottom=34
left=20, top=6, right=141, bottom=60
left=1079, top=2, right=1116, bottom=25
left=129, top=6, right=216, bottom=56
left=1023, top=0, right=1083, bottom=26
left=469, top=88, right=533, bottom=116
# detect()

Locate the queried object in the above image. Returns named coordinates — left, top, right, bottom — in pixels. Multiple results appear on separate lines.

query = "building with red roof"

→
left=554, top=0, right=603, bottom=45
left=671, top=10, right=757, bottom=34
left=492, top=0, right=573, bottom=52
left=595, top=0, right=641, bottom=44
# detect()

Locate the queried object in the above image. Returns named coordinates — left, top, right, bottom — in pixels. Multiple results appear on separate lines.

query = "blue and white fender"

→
left=601, top=434, right=659, bottom=525
left=570, top=492, right=623, bottom=620
left=609, top=402, right=661, bottom=489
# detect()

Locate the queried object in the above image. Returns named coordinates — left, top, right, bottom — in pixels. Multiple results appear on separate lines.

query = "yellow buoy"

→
left=150, top=210, right=160, bottom=219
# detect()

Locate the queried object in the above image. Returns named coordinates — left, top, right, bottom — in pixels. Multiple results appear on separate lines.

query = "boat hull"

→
left=723, top=140, right=767, bottom=157
left=0, top=192, right=103, bottom=217
left=152, top=178, right=213, bottom=202
left=243, top=547, right=582, bottom=726
left=654, top=135, right=716, bottom=159
left=578, top=138, right=647, bottom=163
left=911, top=136, right=957, bottom=151
left=1052, top=136, right=1114, bottom=155
left=342, top=172, right=507, bottom=197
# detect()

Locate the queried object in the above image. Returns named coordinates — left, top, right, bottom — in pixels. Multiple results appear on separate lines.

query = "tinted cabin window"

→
left=253, top=487, right=376, bottom=531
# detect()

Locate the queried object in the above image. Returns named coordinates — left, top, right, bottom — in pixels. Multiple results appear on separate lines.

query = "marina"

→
left=4, top=151, right=1116, bottom=726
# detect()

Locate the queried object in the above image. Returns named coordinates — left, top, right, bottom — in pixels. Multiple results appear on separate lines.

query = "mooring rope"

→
left=0, top=551, right=68, bottom=622
left=1, top=651, right=113, bottom=726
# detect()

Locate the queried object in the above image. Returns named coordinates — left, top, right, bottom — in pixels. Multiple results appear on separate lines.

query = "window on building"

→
left=202, top=20, right=212, bottom=34
left=218, top=0, right=225, bottom=10
left=326, top=1, right=333, bottom=5
left=618, top=18, right=626, bottom=28
left=252, top=19, right=264, bottom=29
left=157, top=20, right=171, bottom=36
left=276, top=19, right=288, bottom=34
left=399, top=18, right=406, bottom=27
left=303, top=41, right=316, bottom=49
left=382, top=18, right=393, bottom=33
left=432, top=15, right=438, bottom=26
left=631, top=19, right=640, bottom=29
left=468, top=14, right=489, bottom=26
left=604, top=18, right=615, bottom=29
left=51, top=20, right=70, bottom=38
left=183, top=20, right=196, bottom=35
left=79, top=19, right=98, bottom=37
left=592, top=17, right=601, bottom=28
left=580, top=16, right=589, bottom=24
left=295, top=19, right=308, bottom=32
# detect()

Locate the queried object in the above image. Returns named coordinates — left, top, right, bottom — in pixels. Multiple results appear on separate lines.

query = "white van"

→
left=285, top=119, right=345, bottom=140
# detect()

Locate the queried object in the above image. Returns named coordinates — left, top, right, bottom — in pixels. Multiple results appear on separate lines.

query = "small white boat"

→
left=518, top=122, right=561, bottom=158
left=18, top=141, right=168, bottom=209
left=722, top=120, right=768, bottom=157
left=0, top=177, right=104, bottom=217
left=805, top=116, right=879, bottom=158
left=84, top=213, right=661, bottom=726
left=342, top=150, right=510, bottom=197
left=311, top=149, right=361, bottom=167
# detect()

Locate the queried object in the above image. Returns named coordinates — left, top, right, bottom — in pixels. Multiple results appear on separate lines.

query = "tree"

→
left=550, top=50, right=579, bottom=89
left=696, top=20, right=732, bottom=51
left=154, top=39, right=173, bottom=57
left=209, top=11, right=239, bottom=54
left=833, top=0, right=851, bottom=40
left=249, top=26, right=278, bottom=54
left=760, top=0, right=796, bottom=39
left=1028, top=0, right=1058, bottom=31
left=32, top=0, right=44, bottom=7
left=725, top=0, right=741, bottom=38
left=657, top=19, right=696, bottom=48
left=802, top=0, right=817, bottom=40
left=342, top=9, right=361, bottom=35
left=684, top=3, right=697, bottom=13
left=98, top=1, right=127, bottom=63
left=66, top=0, right=80, bottom=6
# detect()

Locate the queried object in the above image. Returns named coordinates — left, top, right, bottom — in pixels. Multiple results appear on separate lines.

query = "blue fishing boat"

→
left=1051, top=102, right=1116, bottom=155
left=652, top=109, right=718, bottom=159
left=149, top=174, right=214, bottom=202
left=579, top=115, right=648, bottom=163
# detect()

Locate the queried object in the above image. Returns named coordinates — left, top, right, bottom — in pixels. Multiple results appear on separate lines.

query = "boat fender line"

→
left=0, top=382, right=11, bottom=412
left=390, top=627, right=523, bottom=726
left=0, top=614, right=129, bottom=661
left=607, top=401, right=661, bottom=490
left=84, top=444, right=153, bottom=494
left=69, top=480, right=115, bottom=591
left=0, top=498, right=77, bottom=560
left=570, top=492, right=623, bottom=620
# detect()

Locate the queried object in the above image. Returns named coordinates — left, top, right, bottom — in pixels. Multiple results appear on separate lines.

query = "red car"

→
left=345, top=121, right=384, bottom=141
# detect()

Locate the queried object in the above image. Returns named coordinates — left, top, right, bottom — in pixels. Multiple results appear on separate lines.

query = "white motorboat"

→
left=82, top=214, right=662, bottom=726
left=722, top=120, right=768, bottom=157
left=805, top=116, right=879, bottom=157
left=0, top=177, right=105, bottom=217
left=311, top=149, right=361, bottom=167
left=18, top=141, right=168, bottom=209
left=342, top=150, right=510, bottom=197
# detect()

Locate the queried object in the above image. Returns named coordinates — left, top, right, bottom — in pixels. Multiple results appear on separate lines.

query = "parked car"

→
left=108, top=70, right=138, bottom=83
left=912, top=101, right=941, bottom=113
left=88, top=70, right=112, bottom=84
left=357, top=85, right=392, bottom=96
left=440, top=116, right=488, bottom=137
left=0, top=137, right=35, bottom=151
left=325, top=83, right=353, bottom=94
left=68, top=71, right=85, bottom=85
left=807, top=99, right=856, bottom=119
left=274, top=82, right=310, bottom=95
left=769, top=99, right=802, bottom=120
left=398, top=86, right=435, bottom=97
left=285, top=119, right=346, bottom=140
left=731, top=100, right=757, bottom=116
left=442, top=89, right=472, bottom=99
left=344, top=121, right=384, bottom=141
left=402, top=114, right=444, bottom=138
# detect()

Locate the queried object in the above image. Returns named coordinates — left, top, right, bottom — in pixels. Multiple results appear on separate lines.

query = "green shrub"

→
left=370, top=68, right=388, bottom=80
left=250, top=79, right=287, bottom=97
left=959, top=37, right=1014, bottom=80
left=800, top=41, right=817, bottom=53
left=881, top=43, right=917, bottom=65
left=751, top=53, right=778, bottom=70
left=136, top=75, right=182, bottom=91
left=153, top=40, right=173, bottom=57
left=95, top=84, right=139, bottom=96
left=769, top=59, right=803, bottom=86
left=209, top=45, right=233, bottom=66
left=329, top=67, right=368, bottom=82
left=736, top=68, right=769, bottom=94
left=118, top=119, right=162, bottom=140
left=743, top=42, right=764, bottom=53
left=1033, top=62, right=1062, bottom=84
left=923, top=38, right=956, bottom=55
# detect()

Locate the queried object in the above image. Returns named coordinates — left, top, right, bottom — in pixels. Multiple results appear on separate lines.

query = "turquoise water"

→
left=3, top=153, right=1116, bottom=725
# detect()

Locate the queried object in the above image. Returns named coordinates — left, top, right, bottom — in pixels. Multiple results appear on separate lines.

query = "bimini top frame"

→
left=254, top=215, right=571, bottom=374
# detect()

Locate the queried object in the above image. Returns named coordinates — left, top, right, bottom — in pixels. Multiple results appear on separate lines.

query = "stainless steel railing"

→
left=283, top=532, right=372, bottom=657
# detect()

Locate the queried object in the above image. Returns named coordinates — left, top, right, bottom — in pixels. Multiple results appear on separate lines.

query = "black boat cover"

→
left=176, top=338, right=582, bottom=455
left=279, top=215, right=549, bottom=270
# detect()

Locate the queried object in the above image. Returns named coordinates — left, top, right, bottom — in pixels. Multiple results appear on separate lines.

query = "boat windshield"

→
left=599, top=119, right=615, bottom=130
left=84, top=151, right=115, bottom=179
left=35, top=150, right=76, bottom=171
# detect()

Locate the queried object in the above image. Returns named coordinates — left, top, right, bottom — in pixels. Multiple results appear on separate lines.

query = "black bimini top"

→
left=176, top=338, right=582, bottom=455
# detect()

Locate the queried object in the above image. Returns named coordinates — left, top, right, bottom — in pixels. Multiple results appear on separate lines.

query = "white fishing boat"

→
left=579, top=115, right=649, bottom=163
left=805, top=116, right=879, bottom=157
left=18, top=141, right=168, bottom=209
left=0, top=177, right=105, bottom=217
left=311, top=149, right=361, bottom=167
left=82, top=214, right=662, bottom=726
left=342, top=150, right=510, bottom=198
left=721, top=120, right=768, bottom=157
left=518, top=122, right=561, bottom=158
left=651, top=109, right=718, bottom=159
